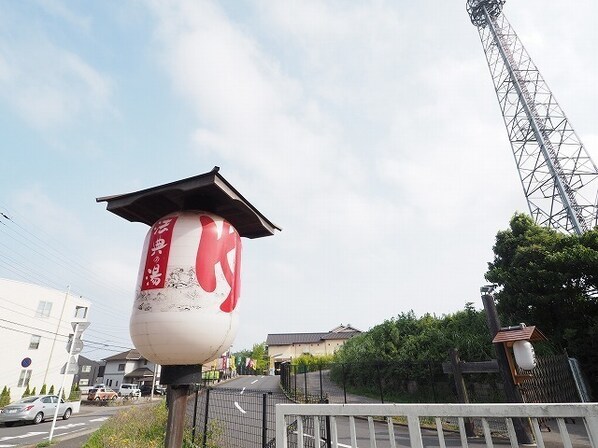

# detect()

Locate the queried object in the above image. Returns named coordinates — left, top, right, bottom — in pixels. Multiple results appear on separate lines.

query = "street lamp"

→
left=492, top=323, right=547, bottom=381
left=97, top=167, right=280, bottom=448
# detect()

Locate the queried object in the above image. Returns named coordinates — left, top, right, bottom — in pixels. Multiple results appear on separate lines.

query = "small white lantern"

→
left=512, top=340, right=536, bottom=370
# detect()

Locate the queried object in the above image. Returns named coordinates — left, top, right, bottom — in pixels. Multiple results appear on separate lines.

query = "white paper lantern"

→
left=130, top=211, right=242, bottom=365
left=513, top=340, right=536, bottom=370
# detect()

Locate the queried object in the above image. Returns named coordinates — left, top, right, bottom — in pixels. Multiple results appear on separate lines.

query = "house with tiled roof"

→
left=102, top=349, right=161, bottom=389
left=266, top=325, right=361, bottom=373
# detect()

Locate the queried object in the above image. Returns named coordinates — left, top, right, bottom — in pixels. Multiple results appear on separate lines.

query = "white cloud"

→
left=1, top=44, right=112, bottom=130
left=36, top=0, right=92, bottom=32
left=0, top=6, right=112, bottom=132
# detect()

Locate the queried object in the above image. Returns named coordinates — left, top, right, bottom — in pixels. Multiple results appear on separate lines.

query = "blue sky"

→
left=0, top=0, right=596, bottom=360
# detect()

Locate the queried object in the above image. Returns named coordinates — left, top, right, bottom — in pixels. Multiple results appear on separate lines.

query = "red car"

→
left=87, top=387, right=118, bottom=401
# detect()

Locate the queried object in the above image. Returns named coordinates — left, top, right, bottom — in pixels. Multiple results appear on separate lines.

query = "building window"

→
left=118, top=364, right=125, bottom=371
left=108, top=379, right=112, bottom=386
left=18, top=369, right=32, bottom=387
left=81, top=365, right=92, bottom=373
left=29, top=335, right=41, bottom=350
left=79, top=379, right=89, bottom=386
left=35, top=301, right=53, bottom=318
left=74, top=306, right=88, bottom=319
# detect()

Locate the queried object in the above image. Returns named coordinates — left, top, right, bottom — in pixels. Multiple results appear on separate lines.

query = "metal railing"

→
left=275, top=402, right=598, bottom=448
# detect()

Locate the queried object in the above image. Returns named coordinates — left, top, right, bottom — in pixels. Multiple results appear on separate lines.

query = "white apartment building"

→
left=0, top=278, right=91, bottom=401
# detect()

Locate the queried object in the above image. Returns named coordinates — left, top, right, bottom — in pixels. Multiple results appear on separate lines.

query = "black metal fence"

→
left=187, top=386, right=294, bottom=448
left=280, top=355, right=586, bottom=405
left=280, top=361, right=459, bottom=404
left=518, top=354, right=585, bottom=403
left=186, top=356, right=586, bottom=446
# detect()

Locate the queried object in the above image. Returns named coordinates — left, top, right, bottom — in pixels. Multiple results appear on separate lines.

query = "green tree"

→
left=335, top=308, right=493, bottom=365
left=22, top=385, right=31, bottom=398
left=49, top=385, right=55, bottom=394
left=30, top=386, right=36, bottom=396
left=250, top=342, right=268, bottom=373
left=0, top=386, right=10, bottom=406
left=485, top=213, right=598, bottom=392
left=233, top=342, right=269, bottom=373
left=40, top=384, right=47, bottom=395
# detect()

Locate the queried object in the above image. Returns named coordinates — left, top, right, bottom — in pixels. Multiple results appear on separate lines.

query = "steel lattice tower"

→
left=467, top=0, right=598, bottom=234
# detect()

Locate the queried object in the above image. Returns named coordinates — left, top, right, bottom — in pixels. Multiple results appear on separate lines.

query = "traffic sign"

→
left=66, top=338, right=84, bottom=355
left=61, top=356, right=79, bottom=375
left=65, top=321, right=90, bottom=353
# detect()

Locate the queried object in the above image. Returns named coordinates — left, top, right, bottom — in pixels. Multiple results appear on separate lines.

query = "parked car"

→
left=139, top=384, right=166, bottom=396
left=118, top=383, right=141, bottom=398
left=0, top=395, right=73, bottom=426
left=87, top=387, right=118, bottom=401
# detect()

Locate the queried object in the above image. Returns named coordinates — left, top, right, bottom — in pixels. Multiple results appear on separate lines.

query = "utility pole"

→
left=43, top=286, right=70, bottom=385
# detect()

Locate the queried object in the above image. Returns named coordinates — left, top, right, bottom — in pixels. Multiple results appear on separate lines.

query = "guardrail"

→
left=275, top=402, right=598, bottom=448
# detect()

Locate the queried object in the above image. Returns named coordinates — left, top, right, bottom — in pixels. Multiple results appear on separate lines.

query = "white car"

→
left=118, top=383, right=141, bottom=398
left=0, top=395, right=73, bottom=426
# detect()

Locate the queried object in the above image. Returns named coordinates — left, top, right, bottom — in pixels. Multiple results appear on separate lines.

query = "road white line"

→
left=0, top=432, right=46, bottom=441
left=0, top=444, right=16, bottom=447
left=293, top=431, right=359, bottom=448
left=234, top=402, right=247, bottom=414
left=43, top=427, right=90, bottom=440
left=240, top=387, right=246, bottom=395
left=54, top=423, right=86, bottom=431
left=251, top=379, right=259, bottom=384
left=294, top=431, right=352, bottom=448
left=89, top=417, right=109, bottom=422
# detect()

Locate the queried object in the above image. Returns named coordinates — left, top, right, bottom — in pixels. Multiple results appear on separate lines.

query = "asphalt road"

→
left=0, top=403, right=127, bottom=447
left=188, top=375, right=289, bottom=448
left=219, top=374, right=282, bottom=392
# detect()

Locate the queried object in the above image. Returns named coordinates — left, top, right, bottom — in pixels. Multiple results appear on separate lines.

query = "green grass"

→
left=82, top=400, right=222, bottom=448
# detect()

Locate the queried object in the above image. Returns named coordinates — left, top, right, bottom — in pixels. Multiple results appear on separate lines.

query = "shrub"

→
left=40, top=384, right=47, bottom=395
left=292, top=354, right=335, bottom=371
left=49, top=385, right=55, bottom=394
left=68, top=383, right=81, bottom=401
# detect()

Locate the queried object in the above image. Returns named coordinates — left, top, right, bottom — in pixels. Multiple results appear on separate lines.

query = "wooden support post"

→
left=165, top=385, right=192, bottom=448
left=448, top=348, right=475, bottom=437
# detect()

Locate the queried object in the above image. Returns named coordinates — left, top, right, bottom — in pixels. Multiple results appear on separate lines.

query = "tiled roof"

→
left=126, top=367, right=154, bottom=378
left=266, top=325, right=361, bottom=346
left=102, top=349, right=142, bottom=362
left=492, top=325, right=547, bottom=344
left=321, top=331, right=356, bottom=340
left=266, top=333, right=327, bottom=345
